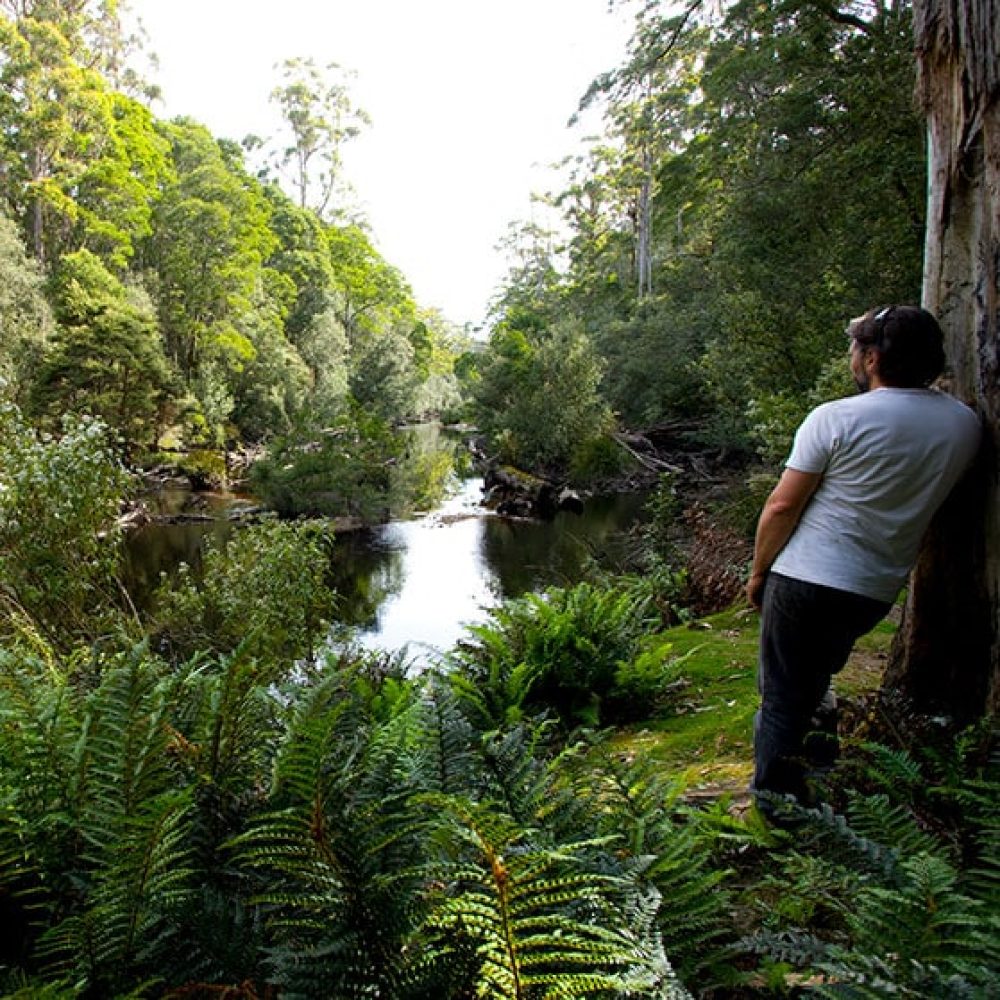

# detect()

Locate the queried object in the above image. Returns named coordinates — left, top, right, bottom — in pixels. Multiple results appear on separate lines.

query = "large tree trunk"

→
left=882, top=0, right=1000, bottom=722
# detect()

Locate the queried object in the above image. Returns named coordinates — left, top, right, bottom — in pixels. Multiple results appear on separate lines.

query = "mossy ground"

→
left=612, top=605, right=899, bottom=796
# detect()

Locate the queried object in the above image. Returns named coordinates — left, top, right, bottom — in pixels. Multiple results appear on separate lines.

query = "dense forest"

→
left=0, top=0, right=997, bottom=997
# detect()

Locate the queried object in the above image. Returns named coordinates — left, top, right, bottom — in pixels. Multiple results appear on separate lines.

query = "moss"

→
left=611, top=604, right=898, bottom=790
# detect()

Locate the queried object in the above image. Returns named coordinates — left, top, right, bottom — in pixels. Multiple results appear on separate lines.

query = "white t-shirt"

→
left=772, top=388, right=981, bottom=602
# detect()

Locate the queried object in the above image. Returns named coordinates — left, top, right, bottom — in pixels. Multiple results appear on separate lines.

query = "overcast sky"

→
left=136, top=0, right=633, bottom=330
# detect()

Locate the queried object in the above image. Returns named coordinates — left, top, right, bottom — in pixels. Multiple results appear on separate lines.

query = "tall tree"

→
left=150, top=121, right=277, bottom=438
left=884, top=0, right=999, bottom=721
left=269, top=58, right=369, bottom=220
left=0, top=13, right=111, bottom=262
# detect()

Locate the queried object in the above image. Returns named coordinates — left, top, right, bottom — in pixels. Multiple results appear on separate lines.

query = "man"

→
left=746, top=305, right=981, bottom=813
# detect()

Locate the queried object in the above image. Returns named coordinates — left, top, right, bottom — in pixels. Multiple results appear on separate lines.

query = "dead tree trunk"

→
left=882, top=0, right=1000, bottom=722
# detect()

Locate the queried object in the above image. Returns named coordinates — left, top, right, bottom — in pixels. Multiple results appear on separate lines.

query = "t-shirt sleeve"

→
left=785, top=405, right=835, bottom=474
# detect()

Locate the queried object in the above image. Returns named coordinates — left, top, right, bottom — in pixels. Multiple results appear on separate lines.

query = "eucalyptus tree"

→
left=0, top=12, right=115, bottom=262
left=573, top=2, right=708, bottom=303
left=0, top=9, right=167, bottom=267
left=150, top=120, right=278, bottom=441
left=269, top=57, right=370, bottom=221
left=885, top=0, right=1000, bottom=722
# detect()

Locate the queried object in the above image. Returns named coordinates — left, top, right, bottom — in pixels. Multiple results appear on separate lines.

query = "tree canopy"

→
left=0, top=2, right=466, bottom=456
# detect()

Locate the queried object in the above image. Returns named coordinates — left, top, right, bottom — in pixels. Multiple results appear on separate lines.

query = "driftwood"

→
left=612, top=432, right=683, bottom=474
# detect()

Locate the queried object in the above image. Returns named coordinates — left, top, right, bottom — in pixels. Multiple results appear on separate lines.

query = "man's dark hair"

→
left=848, top=305, right=946, bottom=388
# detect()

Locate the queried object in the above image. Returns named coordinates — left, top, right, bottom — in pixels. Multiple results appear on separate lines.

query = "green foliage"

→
left=418, top=796, right=685, bottom=999
left=0, top=645, right=196, bottom=995
left=32, top=249, right=177, bottom=454
left=747, top=736, right=1000, bottom=996
left=449, top=581, right=656, bottom=728
left=249, top=406, right=401, bottom=519
left=229, top=665, right=429, bottom=998
left=0, top=400, right=130, bottom=644
left=568, top=431, right=631, bottom=483
left=0, top=213, right=54, bottom=403
left=150, top=518, right=336, bottom=665
left=474, top=319, right=613, bottom=476
left=564, top=741, right=738, bottom=989
left=487, top=0, right=925, bottom=450
left=149, top=119, right=279, bottom=441
left=388, top=423, right=462, bottom=515
left=747, top=355, right=858, bottom=465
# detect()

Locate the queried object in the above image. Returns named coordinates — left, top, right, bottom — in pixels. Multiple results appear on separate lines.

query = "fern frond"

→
left=858, top=741, right=923, bottom=794
left=794, top=802, right=903, bottom=881
left=844, top=791, right=949, bottom=862
left=39, top=790, right=194, bottom=988
left=414, top=675, right=480, bottom=796
left=419, top=795, right=678, bottom=999
left=844, top=853, right=1000, bottom=973
left=561, top=744, right=736, bottom=986
left=74, top=648, right=175, bottom=857
left=229, top=672, right=432, bottom=997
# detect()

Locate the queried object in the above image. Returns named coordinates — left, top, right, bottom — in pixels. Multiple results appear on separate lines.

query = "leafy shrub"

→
left=473, top=320, right=613, bottom=476
left=0, top=402, right=131, bottom=645
left=150, top=518, right=337, bottom=664
left=568, top=430, right=630, bottom=484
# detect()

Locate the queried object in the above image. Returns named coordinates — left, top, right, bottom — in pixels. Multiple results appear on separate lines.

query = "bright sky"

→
left=136, top=0, right=634, bottom=331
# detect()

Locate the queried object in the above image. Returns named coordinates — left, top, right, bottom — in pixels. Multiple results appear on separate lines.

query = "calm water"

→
left=329, top=478, right=648, bottom=662
left=125, top=432, right=649, bottom=665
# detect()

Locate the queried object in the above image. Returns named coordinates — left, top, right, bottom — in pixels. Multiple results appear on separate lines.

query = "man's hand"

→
left=746, top=571, right=768, bottom=611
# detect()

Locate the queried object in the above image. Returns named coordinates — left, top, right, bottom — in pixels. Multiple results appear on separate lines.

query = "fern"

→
left=477, top=723, right=588, bottom=836
left=418, top=795, right=687, bottom=999
left=749, top=741, right=1000, bottom=997
left=858, top=740, right=924, bottom=793
left=564, top=742, right=737, bottom=988
left=415, top=674, right=481, bottom=795
left=843, top=791, right=949, bottom=862
left=230, top=671, right=432, bottom=998
left=448, top=582, right=655, bottom=729
left=40, top=791, right=195, bottom=983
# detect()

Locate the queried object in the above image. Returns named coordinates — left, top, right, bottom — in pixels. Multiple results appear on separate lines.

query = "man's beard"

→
left=854, top=372, right=871, bottom=393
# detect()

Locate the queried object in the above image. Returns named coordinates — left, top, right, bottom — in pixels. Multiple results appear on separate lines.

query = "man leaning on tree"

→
left=746, top=305, right=981, bottom=819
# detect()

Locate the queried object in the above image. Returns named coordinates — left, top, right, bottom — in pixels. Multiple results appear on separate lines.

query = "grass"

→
left=612, top=604, right=899, bottom=795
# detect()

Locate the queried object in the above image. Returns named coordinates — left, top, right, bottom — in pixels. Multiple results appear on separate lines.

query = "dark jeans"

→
left=752, top=573, right=891, bottom=805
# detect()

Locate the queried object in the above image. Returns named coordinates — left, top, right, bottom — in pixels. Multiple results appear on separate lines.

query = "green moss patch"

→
left=611, top=605, right=897, bottom=793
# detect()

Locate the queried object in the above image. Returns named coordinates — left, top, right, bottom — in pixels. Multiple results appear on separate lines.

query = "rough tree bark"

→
left=883, top=0, right=1000, bottom=722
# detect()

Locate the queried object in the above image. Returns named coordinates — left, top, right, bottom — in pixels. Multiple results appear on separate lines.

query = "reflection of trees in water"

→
left=123, top=522, right=233, bottom=610
left=326, top=529, right=406, bottom=628
left=390, top=423, right=467, bottom=515
left=482, top=493, right=650, bottom=600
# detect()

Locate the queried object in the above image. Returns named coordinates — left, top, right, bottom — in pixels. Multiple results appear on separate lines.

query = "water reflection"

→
left=335, top=479, right=500, bottom=660
left=124, top=425, right=649, bottom=666
left=334, top=480, right=648, bottom=664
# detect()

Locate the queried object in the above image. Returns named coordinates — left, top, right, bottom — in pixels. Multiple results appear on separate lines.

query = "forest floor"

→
left=612, top=605, right=900, bottom=806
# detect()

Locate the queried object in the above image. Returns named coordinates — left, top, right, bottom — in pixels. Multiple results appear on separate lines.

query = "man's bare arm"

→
left=746, top=468, right=822, bottom=609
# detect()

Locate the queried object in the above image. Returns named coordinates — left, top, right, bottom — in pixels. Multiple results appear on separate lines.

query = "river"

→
left=125, top=431, right=649, bottom=666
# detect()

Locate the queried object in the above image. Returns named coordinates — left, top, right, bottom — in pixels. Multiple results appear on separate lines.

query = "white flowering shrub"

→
left=0, top=401, right=130, bottom=642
